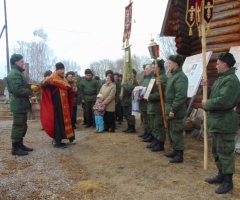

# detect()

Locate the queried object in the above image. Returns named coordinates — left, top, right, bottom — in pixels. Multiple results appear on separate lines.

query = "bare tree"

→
left=156, top=36, right=177, bottom=60
left=60, top=59, right=81, bottom=74
left=12, top=28, right=57, bottom=82
left=89, top=59, right=115, bottom=80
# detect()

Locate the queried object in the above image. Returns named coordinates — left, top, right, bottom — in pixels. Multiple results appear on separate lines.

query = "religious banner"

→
left=124, top=46, right=133, bottom=82
left=195, top=0, right=202, bottom=36
left=122, top=2, right=133, bottom=45
left=182, top=51, right=212, bottom=97
left=229, top=46, right=240, bottom=80
left=185, top=0, right=196, bottom=36
left=202, top=0, right=214, bottom=34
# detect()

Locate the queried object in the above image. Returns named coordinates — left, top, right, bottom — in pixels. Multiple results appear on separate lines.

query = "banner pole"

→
left=201, top=6, right=208, bottom=170
left=154, top=59, right=168, bottom=129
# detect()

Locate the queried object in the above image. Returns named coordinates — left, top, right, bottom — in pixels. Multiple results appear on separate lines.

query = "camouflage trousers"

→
left=84, top=101, right=95, bottom=123
left=167, top=118, right=184, bottom=150
left=123, top=105, right=135, bottom=125
left=212, top=132, right=235, bottom=174
left=11, top=112, right=28, bottom=143
left=115, top=101, right=122, bottom=120
left=149, top=114, right=166, bottom=142
left=140, top=111, right=151, bottom=133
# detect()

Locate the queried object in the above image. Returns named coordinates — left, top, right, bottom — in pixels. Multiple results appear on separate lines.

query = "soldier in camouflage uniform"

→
left=121, top=69, right=139, bottom=133
left=146, top=59, right=167, bottom=151
left=114, top=73, right=122, bottom=125
left=202, top=52, right=240, bottom=194
left=139, top=64, right=155, bottom=142
left=79, top=69, right=98, bottom=128
left=119, top=74, right=124, bottom=122
left=66, top=71, right=80, bottom=129
left=6, top=54, right=33, bottom=156
left=164, top=55, right=188, bottom=163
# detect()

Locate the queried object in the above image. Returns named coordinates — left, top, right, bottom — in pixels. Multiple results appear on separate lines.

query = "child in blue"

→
left=93, top=94, right=106, bottom=133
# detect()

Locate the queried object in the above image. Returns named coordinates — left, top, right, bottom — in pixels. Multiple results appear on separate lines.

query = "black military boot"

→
left=164, top=150, right=177, bottom=158
left=82, top=117, right=87, bottom=125
left=151, top=141, right=164, bottom=152
left=125, top=125, right=136, bottom=133
left=146, top=138, right=158, bottom=148
left=205, top=170, right=225, bottom=184
left=138, top=129, right=148, bottom=138
left=215, top=174, right=233, bottom=194
left=20, top=138, right=33, bottom=151
left=141, top=133, right=150, bottom=140
left=122, top=124, right=130, bottom=132
left=142, top=134, right=153, bottom=142
left=110, top=124, right=115, bottom=132
left=12, top=142, right=28, bottom=156
left=85, top=120, right=91, bottom=128
left=169, top=150, right=183, bottom=163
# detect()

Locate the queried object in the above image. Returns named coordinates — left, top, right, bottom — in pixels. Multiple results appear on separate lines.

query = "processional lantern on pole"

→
left=148, top=37, right=168, bottom=129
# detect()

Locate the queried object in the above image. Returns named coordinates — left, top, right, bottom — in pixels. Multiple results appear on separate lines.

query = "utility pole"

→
left=4, top=0, right=10, bottom=74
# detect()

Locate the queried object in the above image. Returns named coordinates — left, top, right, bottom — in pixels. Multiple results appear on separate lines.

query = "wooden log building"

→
left=160, top=0, right=240, bottom=110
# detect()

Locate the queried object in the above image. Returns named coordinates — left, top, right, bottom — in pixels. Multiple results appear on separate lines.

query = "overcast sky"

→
left=0, top=0, right=168, bottom=78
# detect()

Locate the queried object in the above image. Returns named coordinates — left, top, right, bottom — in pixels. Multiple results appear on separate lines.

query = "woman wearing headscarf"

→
left=99, top=74, right=116, bottom=132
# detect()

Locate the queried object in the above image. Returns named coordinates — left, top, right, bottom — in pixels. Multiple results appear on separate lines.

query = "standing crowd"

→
left=6, top=52, right=240, bottom=194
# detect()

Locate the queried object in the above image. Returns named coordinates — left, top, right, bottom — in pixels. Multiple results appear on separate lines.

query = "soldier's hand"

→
left=119, top=95, right=123, bottom=100
left=202, top=100, right=207, bottom=106
left=169, top=111, right=175, bottom=118
left=201, top=79, right=208, bottom=86
left=143, top=97, right=148, bottom=101
left=156, top=80, right=162, bottom=85
left=82, top=100, right=85, bottom=104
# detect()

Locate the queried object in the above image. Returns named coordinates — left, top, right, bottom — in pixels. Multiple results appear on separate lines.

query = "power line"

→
left=44, top=27, right=160, bottom=36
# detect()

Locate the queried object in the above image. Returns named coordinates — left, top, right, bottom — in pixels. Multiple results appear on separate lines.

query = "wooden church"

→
left=160, top=0, right=240, bottom=109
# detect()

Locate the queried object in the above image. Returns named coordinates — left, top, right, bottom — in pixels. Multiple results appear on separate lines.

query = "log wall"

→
left=163, top=0, right=240, bottom=109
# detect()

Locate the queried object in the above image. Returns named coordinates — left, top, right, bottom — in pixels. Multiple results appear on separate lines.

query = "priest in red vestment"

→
left=40, top=62, right=77, bottom=148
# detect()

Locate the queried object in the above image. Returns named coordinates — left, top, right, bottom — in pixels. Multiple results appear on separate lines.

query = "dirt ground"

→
left=1, top=115, right=240, bottom=200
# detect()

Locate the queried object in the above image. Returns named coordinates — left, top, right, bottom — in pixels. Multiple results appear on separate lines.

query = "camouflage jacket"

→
left=6, top=64, right=32, bottom=113
left=121, top=78, right=139, bottom=107
left=203, top=67, right=240, bottom=133
left=139, top=71, right=155, bottom=112
left=147, top=69, right=167, bottom=115
left=78, top=77, right=98, bottom=102
left=164, top=67, right=188, bottom=119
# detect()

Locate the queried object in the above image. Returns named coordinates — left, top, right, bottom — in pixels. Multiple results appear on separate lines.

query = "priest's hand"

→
left=72, top=87, right=77, bottom=92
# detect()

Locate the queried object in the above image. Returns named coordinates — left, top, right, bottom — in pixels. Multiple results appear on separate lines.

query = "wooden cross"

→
left=205, top=2, right=214, bottom=19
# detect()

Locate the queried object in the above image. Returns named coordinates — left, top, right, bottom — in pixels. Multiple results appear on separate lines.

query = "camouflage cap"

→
left=44, top=70, right=52, bottom=78
left=169, top=54, right=183, bottom=66
left=85, top=69, right=93, bottom=75
left=152, top=59, right=165, bottom=69
left=94, top=76, right=100, bottom=80
left=105, top=70, right=114, bottom=77
left=218, top=52, right=236, bottom=68
left=10, top=53, right=23, bottom=65
left=65, top=71, right=75, bottom=78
